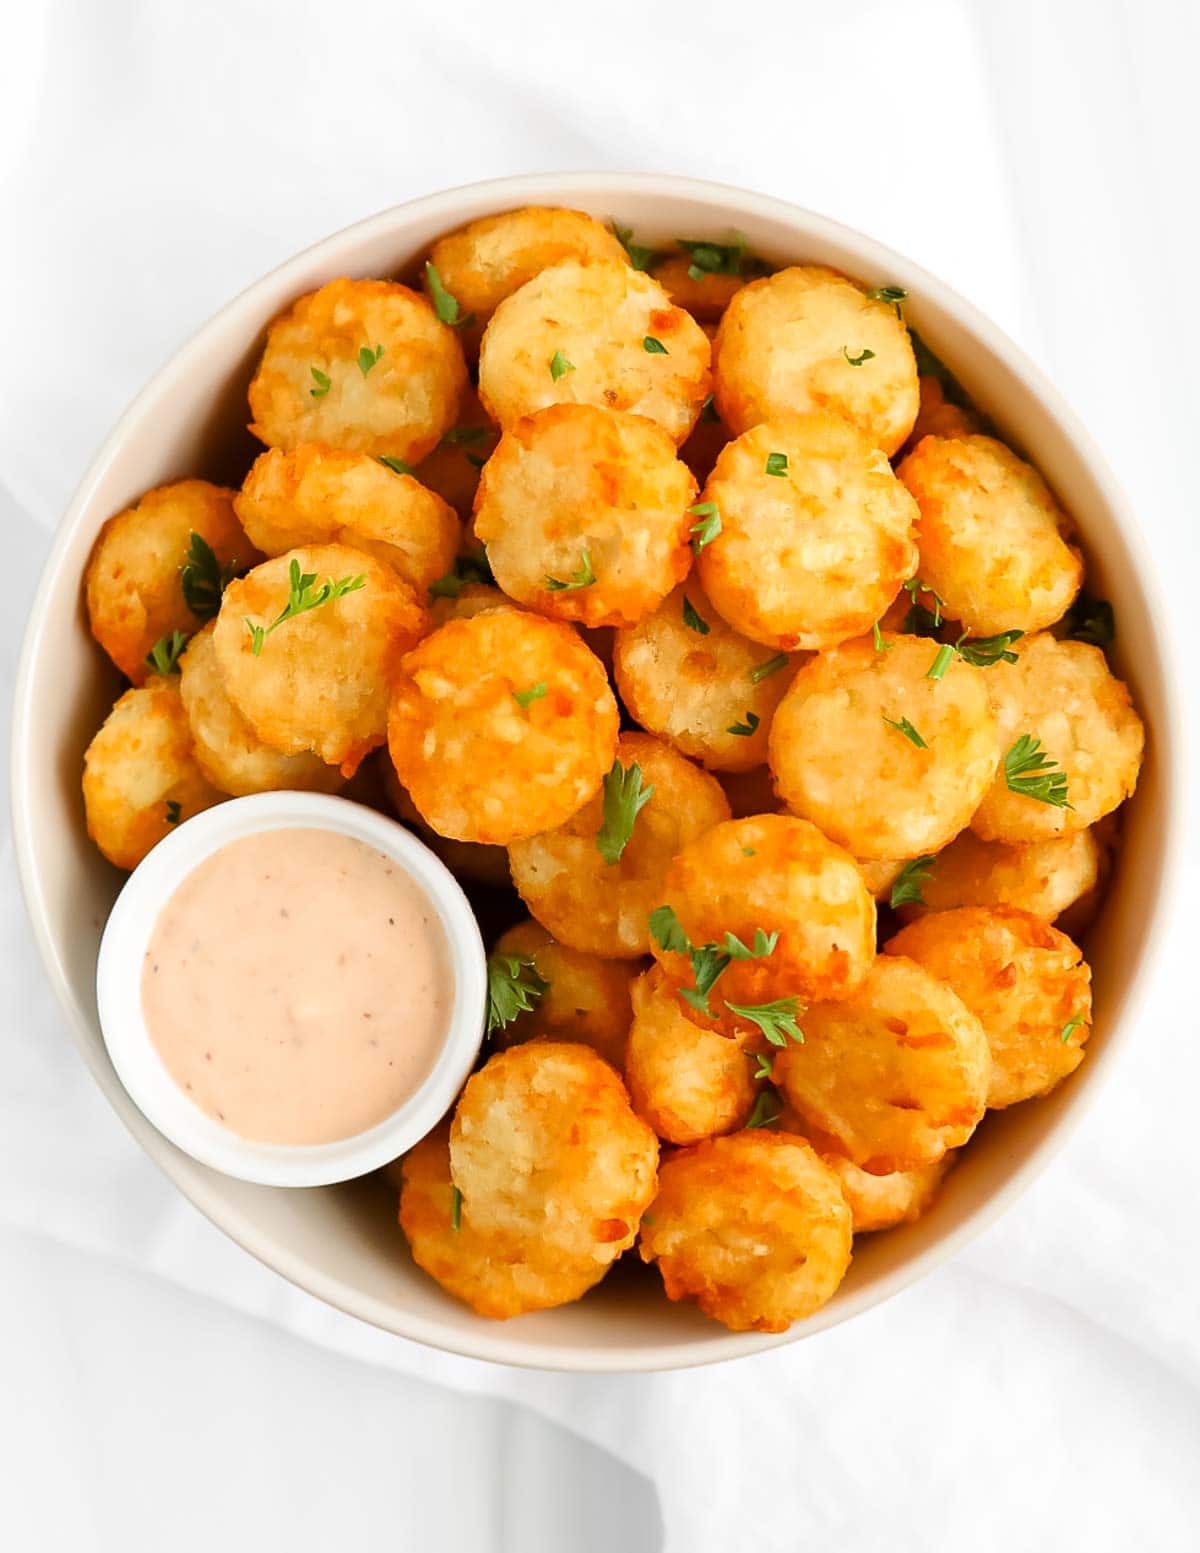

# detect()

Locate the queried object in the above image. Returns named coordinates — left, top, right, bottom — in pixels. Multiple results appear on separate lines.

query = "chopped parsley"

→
left=642, top=335, right=668, bottom=355
left=428, top=552, right=494, bottom=599
left=723, top=929, right=779, bottom=960
left=956, top=630, right=1023, bottom=667
left=181, top=530, right=239, bottom=621
left=925, top=643, right=957, bottom=681
left=244, top=558, right=365, bottom=656
left=512, top=682, right=547, bottom=710
left=749, top=653, right=788, bottom=684
left=648, top=907, right=777, bottom=1016
left=424, top=261, right=474, bottom=328
left=612, top=221, right=655, bottom=271
left=145, top=630, right=188, bottom=676
left=866, top=285, right=907, bottom=305
left=765, top=452, right=788, bottom=478
left=1062, top=592, right=1115, bottom=648
left=752, top=1052, right=775, bottom=1082
left=843, top=347, right=875, bottom=367
left=545, top=548, right=595, bottom=592
left=1003, top=734, right=1071, bottom=808
left=596, top=760, right=656, bottom=864
left=700, top=393, right=720, bottom=423
left=745, top=1089, right=782, bottom=1130
left=549, top=349, right=575, bottom=382
left=726, top=997, right=804, bottom=1046
left=357, top=343, right=384, bottom=375
left=648, top=904, right=690, bottom=955
left=883, top=714, right=928, bottom=749
left=309, top=366, right=331, bottom=398
left=441, top=425, right=491, bottom=447
left=889, top=855, right=935, bottom=910
left=873, top=621, right=889, bottom=653
left=485, top=952, right=548, bottom=1036
left=682, top=595, right=710, bottom=634
left=1060, top=1015, right=1085, bottom=1045
left=379, top=455, right=415, bottom=476
left=676, top=234, right=749, bottom=281
left=727, top=711, right=760, bottom=737
left=688, top=501, right=722, bottom=551
left=901, top=577, right=944, bottom=634
left=450, top=1185, right=463, bottom=1232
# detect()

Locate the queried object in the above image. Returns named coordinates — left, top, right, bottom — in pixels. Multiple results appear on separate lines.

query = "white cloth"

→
left=3, top=1, right=1199, bottom=1549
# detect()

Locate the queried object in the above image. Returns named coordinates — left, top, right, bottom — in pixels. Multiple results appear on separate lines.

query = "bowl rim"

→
left=11, top=169, right=1186, bottom=1371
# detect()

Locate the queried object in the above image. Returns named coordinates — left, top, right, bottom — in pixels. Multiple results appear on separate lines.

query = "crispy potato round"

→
left=478, top=258, right=711, bottom=444
left=904, top=376, right=980, bottom=451
left=508, top=732, right=731, bottom=958
left=247, top=277, right=467, bottom=463
left=490, top=920, right=637, bottom=1070
left=613, top=585, right=799, bottom=772
left=897, top=435, right=1083, bottom=636
left=413, top=384, right=499, bottom=520
left=387, top=606, right=619, bottom=844
left=83, top=677, right=224, bottom=869
left=214, top=545, right=428, bottom=773
left=713, top=265, right=919, bottom=455
left=235, top=444, right=459, bottom=597
left=652, top=255, right=746, bottom=321
left=653, top=815, right=876, bottom=1024
left=178, top=624, right=342, bottom=798
left=823, top=1152, right=952, bottom=1233
left=970, top=633, right=1144, bottom=842
left=449, top=1043, right=659, bottom=1271
left=473, top=404, right=696, bottom=628
left=85, top=480, right=254, bottom=684
left=717, top=764, right=783, bottom=818
left=427, top=206, right=629, bottom=356
left=769, top=633, right=1000, bottom=860
left=399, top=1124, right=606, bottom=1319
left=885, top=906, right=1093, bottom=1108
left=897, top=827, right=1104, bottom=925
left=697, top=413, right=919, bottom=650
left=774, top=955, right=989, bottom=1173
left=378, top=757, right=510, bottom=888
left=427, top=582, right=510, bottom=627
left=639, top=1130, right=852, bottom=1331
left=624, top=966, right=756, bottom=1144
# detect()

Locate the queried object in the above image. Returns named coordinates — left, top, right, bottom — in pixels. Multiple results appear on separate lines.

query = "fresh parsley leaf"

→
left=642, top=335, right=668, bottom=355
left=648, top=905, right=690, bottom=955
left=145, top=630, right=188, bottom=676
left=724, top=997, right=804, bottom=1046
left=677, top=234, right=748, bottom=281
left=700, top=393, right=720, bottom=423
left=742, top=847, right=756, bottom=857
left=956, top=630, right=1023, bottom=667
left=722, top=929, right=779, bottom=960
left=866, top=285, right=907, bottom=304
left=358, top=343, right=383, bottom=375
left=745, top=1088, right=782, bottom=1129
left=244, top=558, right=366, bottom=656
left=882, top=714, right=928, bottom=749
left=441, top=425, right=490, bottom=447
left=682, top=595, right=710, bottom=634
left=752, top=1053, right=775, bottom=1081
left=424, top=261, right=474, bottom=328
left=545, top=548, right=595, bottom=592
left=873, top=621, right=890, bottom=653
left=181, top=530, right=239, bottom=621
left=902, top=577, right=944, bottom=631
left=512, top=683, right=547, bottom=710
left=309, top=366, right=331, bottom=398
left=612, top=221, right=655, bottom=271
left=765, top=452, right=788, bottom=478
left=925, top=643, right=957, bottom=681
left=164, top=799, right=182, bottom=827
left=485, top=952, right=548, bottom=1036
left=428, top=552, right=494, bottom=598
left=1062, top=592, right=1115, bottom=648
left=749, top=653, right=788, bottom=684
left=549, top=349, right=575, bottom=381
left=379, top=455, right=415, bottom=476
left=1004, top=734, right=1071, bottom=808
left=1060, top=1015, right=1085, bottom=1045
left=450, top=1185, right=463, bottom=1232
left=889, top=855, right=935, bottom=909
left=843, top=347, right=875, bottom=367
left=596, top=760, right=656, bottom=864
left=688, top=502, right=722, bottom=551
left=727, top=711, right=760, bottom=737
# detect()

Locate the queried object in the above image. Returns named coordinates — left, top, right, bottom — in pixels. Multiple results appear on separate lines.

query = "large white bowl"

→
left=11, top=172, right=1183, bottom=1371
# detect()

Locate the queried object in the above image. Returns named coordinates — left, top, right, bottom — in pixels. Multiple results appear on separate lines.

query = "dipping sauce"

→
left=141, top=827, right=451, bottom=1145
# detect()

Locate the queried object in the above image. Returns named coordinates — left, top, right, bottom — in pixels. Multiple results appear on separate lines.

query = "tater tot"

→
left=235, top=444, right=459, bottom=597
left=449, top=1043, right=659, bottom=1271
left=624, top=966, right=756, bottom=1144
left=897, top=435, right=1083, bottom=636
left=769, top=634, right=1000, bottom=860
left=413, top=384, right=499, bottom=520
left=697, top=413, right=919, bottom=650
left=179, top=624, right=343, bottom=797
left=713, top=265, right=919, bottom=455
left=639, top=1131, right=853, bottom=1331
left=490, top=919, right=637, bottom=1070
left=427, top=582, right=510, bottom=627
left=478, top=258, right=711, bottom=444
left=904, top=376, right=979, bottom=450
left=247, top=277, right=466, bottom=464
left=508, top=732, right=731, bottom=957
left=379, top=758, right=511, bottom=888
left=652, top=815, right=876, bottom=1026
left=773, top=956, right=989, bottom=1173
left=473, top=404, right=696, bottom=628
left=85, top=480, right=255, bottom=684
left=717, top=764, right=784, bottom=818
left=399, top=1124, right=606, bottom=1319
left=427, top=206, right=629, bottom=355
left=214, top=544, right=428, bottom=773
left=613, top=585, right=799, bottom=773
left=823, top=1152, right=952, bottom=1233
left=387, top=606, right=619, bottom=844
left=857, top=857, right=907, bottom=902
left=896, top=827, right=1104, bottom=925
left=83, top=677, right=224, bottom=869
left=969, top=633, right=1144, bottom=842
left=651, top=254, right=746, bottom=321
left=885, top=906, right=1093, bottom=1108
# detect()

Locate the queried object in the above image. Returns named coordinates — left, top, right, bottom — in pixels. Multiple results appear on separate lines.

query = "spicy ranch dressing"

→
left=141, top=828, right=451, bottom=1145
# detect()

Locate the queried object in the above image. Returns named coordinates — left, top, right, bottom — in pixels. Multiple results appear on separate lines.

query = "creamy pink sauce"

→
left=142, top=828, right=451, bottom=1146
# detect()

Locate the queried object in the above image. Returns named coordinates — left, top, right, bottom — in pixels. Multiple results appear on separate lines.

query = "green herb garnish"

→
left=642, top=335, right=668, bottom=355
left=379, top=456, right=415, bottom=476
left=648, top=904, right=690, bottom=954
left=596, top=760, right=656, bottom=864
left=700, top=393, right=720, bottom=423
left=956, top=630, right=1023, bottom=667
left=1004, top=735, right=1071, bottom=808
left=688, top=502, right=722, bottom=551
left=612, top=221, right=654, bottom=271
left=145, top=630, right=188, bottom=676
left=883, top=714, right=928, bottom=749
left=309, top=366, right=331, bottom=398
left=724, top=997, right=804, bottom=1046
left=843, top=347, right=875, bottom=367
left=677, top=235, right=748, bottom=281
left=357, top=343, right=384, bottom=375
left=866, top=285, right=907, bottom=304
left=873, top=621, right=889, bottom=653
left=545, top=548, right=595, bottom=592
left=450, top=1185, right=463, bottom=1232
left=164, top=799, right=182, bottom=827
left=181, top=530, right=239, bottom=622
left=752, top=1053, right=775, bottom=1081
left=925, top=643, right=957, bottom=681
left=244, top=558, right=366, bottom=656
left=750, top=653, right=788, bottom=684
left=1062, top=593, right=1115, bottom=648
left=428, top=552, right=494, bottom=599
left=745, top=1089, right=782, bottom=1130
left=723, top=929, right=779, bottom=960
left=1060, top=1015, right=1085, bottom=1045
left=889, top=855, right=935, bottom=910
left=549, top=350, right=575, bottom=382
left=424, top=261, right=474, bottom=328
left=765, top=452, right=788, bottom=478
left=902, top=577, right=944, bottom=633
left=682, top=595, right=710, bottom=634
left=512, top=683, right=547, bottom=710
left=485, top=952, right=548, bottom=1036
left=649, top=908, right=777, bottom=1015
left=441, top=426, right=490, bottom=447
left=727, top=711, right=760, bottom=737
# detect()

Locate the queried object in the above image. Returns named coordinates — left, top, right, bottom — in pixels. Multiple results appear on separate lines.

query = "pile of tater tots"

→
left=81, top=205, right=1144, bottom=1332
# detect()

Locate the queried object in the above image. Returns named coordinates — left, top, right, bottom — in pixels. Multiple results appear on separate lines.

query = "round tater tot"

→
left=428, top=582, right=509, bottom=627
left=769, top=633, right=1000, bottom=860
left=449, top=1043, right=659, bottom=1271
left=857, top=857, right=907, bottom=902
left=969, top=633, right=1144, bottom=842
left=379, top=759, right=510, bottom=888
left=85, top=480, right=255, bottom=684
left=478, top=258, right=711, bottom=444
left=624, top=966, right=756, bottom=1144
left=387, top=606, right=619, bottom=845
left=897, top=435, right=1083, bottom=637
left=718, top=764, right=783, bottom=818
left=639, top=1131, right=853, bottom=1331
left=490, top=919, right=637, bottom=1070
left=652, top=815, right=876, bottom=1026
left=896, top=827, right=1104, bottom=925
left=413, top=385, right=499, bottom=520
left=885, top=906, right=1093, bottom=1108
left=651, top=254, right=746, bottom=321
left=399, top=1124, right=607, bottom=1319
left=234, top=444, right=459, bottom=597
left=247, top=277, right=467, bottom=464
left=773, top=955, right=989, bottom=1173
left=903, top=376, right=980, bottom=451
left=508, top=732, right=731, bottom=958
left=179, top=624, right=342, bottom=798
left=214, top=544, right=428, bottom=774
left=613, top=585, right=799, bottom=773
left=83, top=677, right=223, bottom=869
left=713, top=265, right=919, bottom=456
left=697, top=413, right=919, bottom=650
left=823, top=1152, right=952, bottom=1233
left=427, top=206, right=629, bottom=355
left=473, top=404, right=696, bottom=628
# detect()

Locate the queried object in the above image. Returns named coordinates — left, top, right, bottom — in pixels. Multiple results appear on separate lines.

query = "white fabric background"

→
left=3, top=1, right=1199, bottom=1549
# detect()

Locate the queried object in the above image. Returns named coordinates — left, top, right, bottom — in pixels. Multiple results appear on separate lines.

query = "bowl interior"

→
left=12, top=173, right=1178, bottom=1370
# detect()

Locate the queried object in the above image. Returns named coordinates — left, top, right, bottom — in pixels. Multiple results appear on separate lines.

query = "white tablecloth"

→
left=3, top=2, right=1199, bottom=1549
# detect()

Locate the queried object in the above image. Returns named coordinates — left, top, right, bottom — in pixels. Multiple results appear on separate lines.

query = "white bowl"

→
left=11, top=172, right=1183, bottom=1371
left=96, top=791, right=487, bottom=1187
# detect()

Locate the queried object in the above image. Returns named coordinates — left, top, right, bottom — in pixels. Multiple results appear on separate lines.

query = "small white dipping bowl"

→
left=95, top=792, right=486, bottom=1188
